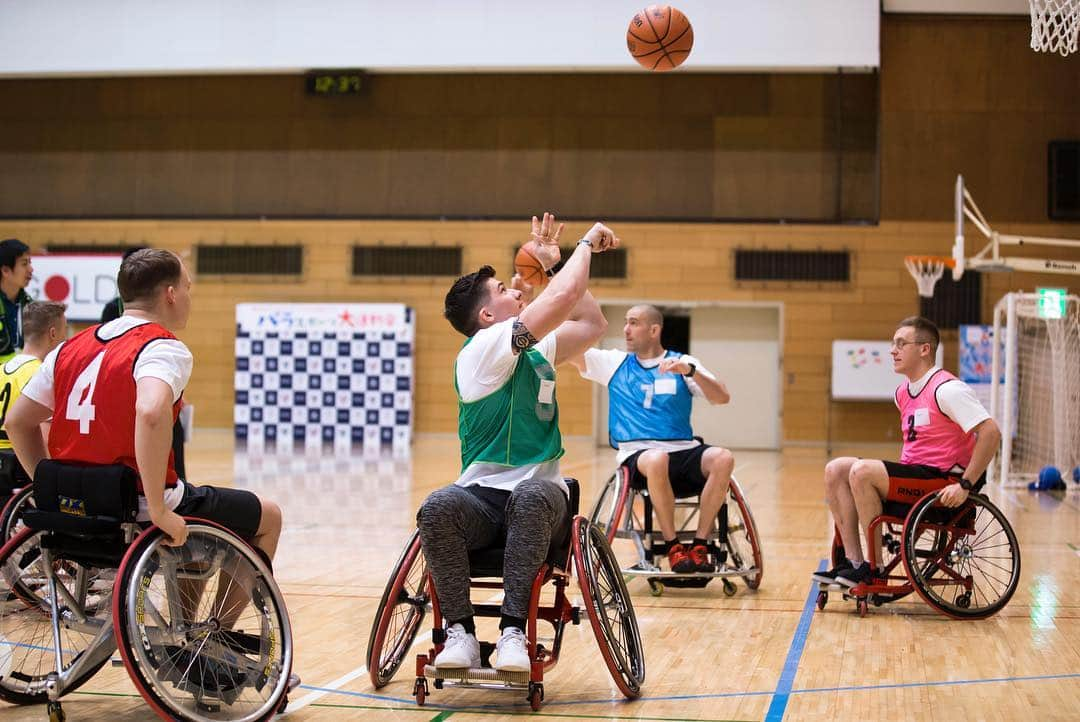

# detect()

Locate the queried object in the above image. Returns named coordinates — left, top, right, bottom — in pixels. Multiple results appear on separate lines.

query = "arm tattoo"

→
left=511, top=320, right=539, bottom=353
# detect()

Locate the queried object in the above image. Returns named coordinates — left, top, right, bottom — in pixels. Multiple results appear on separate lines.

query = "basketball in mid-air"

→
left=514, top=243, right=548, bottom=288
left=627, top=5, right=694, bottom=72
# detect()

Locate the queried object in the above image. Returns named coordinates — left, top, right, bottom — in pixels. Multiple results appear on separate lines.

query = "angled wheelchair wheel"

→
left=113, top=521, right=292, bottom=722
left=588, top=470, right=630, bottom=544
left=0, top=486, right=33, bottom=543
left=572, top=517, right=645, bottom=699
left=901, top=492, right=1021, bottom=620
left=721, top=478, right=763, bottom=590
left=366, top=529, right=429, bottom=688
left=0, top=528, right=113, bottom=704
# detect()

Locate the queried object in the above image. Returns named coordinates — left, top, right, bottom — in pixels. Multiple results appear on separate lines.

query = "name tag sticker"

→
left=538, top=379, right=555, bottom=404
left=913, top=407, right=931, bottom=427
left=654, top=377, right=677, bottom=395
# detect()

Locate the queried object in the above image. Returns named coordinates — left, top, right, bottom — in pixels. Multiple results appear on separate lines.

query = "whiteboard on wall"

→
left=830, top=340, right=944, bottom=401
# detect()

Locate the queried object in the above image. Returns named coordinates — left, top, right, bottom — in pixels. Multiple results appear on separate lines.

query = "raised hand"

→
left=583, top=222, right=621, bottom=253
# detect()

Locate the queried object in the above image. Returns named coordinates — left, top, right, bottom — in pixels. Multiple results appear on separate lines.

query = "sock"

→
left=451, top=616, right=476, bottom=636
left=664, top=537, right=681, bottom=551
left=499, top=615, right=526, bottom=633
left=692, top=537, right=709, bottom=549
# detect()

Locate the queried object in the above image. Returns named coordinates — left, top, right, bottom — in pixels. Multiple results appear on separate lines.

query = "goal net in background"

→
left=991, top=292, right=1080, bottom=487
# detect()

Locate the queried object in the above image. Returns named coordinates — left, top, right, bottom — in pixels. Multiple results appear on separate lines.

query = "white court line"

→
left=284, top=591, right=503, bottom=713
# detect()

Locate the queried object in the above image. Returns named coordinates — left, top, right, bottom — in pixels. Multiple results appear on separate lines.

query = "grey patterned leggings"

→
left=416, top=479, right=570, bottom=624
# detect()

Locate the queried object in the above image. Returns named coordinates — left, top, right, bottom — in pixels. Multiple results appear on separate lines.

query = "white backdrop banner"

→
left=26, top=254, right=121, bottom=322
left=831, top=339, right=945, bottom=401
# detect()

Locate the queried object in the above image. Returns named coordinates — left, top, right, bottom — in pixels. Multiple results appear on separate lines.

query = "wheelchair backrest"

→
left=25, top=460, right=139, bottom=536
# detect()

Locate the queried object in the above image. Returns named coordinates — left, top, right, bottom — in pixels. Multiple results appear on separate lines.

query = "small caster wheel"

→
left=955, top=592, right=971, bottom=609
left=857, top=598, right=869, bottom=617
left=570, top=606, right=581, bottom=624
left=413, top=678, right=427, bottom=706
left=722, top=578, right=737, bottom=597
left=648, top=580, right=664, bottom=597
left=48, top=701, right=65, bottom=722
left=433, top=678, right=443, bottom=689
left=816, top=590, right=828, bottom=610
left=528, top=682, right=544, bottom=711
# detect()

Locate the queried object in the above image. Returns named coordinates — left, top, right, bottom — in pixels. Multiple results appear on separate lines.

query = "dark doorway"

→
left=661, top=312, right=691, bottom=354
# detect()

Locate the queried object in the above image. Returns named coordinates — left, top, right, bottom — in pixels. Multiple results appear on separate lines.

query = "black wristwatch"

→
left=684, top=362, right=697, bottom=378
left=545, top=259, right=565, bottom=277
left=958, top=478, right=973, bottom=491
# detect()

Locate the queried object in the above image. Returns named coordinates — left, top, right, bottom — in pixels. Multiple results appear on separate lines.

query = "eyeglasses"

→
left=890, top=338, right=931, bottom=350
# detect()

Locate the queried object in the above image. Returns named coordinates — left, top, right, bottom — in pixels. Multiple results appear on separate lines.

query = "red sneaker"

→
left=669, top=543, right=695, bottom=573
left=688, top=544, right=715, bottom=573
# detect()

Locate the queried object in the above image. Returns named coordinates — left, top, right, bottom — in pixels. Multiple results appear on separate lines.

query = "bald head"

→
left=629, top=304, right=663, bottom=328
left=623, top=304, right=665, bottom=356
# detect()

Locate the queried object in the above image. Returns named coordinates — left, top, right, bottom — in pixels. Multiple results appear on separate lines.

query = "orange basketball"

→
left=626, top=5, right=694, bottom=72
left=514, top=244, right=548, bottom=288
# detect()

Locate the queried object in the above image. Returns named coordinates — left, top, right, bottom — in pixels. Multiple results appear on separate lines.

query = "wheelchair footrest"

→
left=423, top=664, right=530, bottom=687
left=654, top=576, right=711, bottom=588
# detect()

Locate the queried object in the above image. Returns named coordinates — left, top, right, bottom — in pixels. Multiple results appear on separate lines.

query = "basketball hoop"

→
left=1030, top=0, right=1080, bottom=56
left=905, top=255, right=955, bottom=298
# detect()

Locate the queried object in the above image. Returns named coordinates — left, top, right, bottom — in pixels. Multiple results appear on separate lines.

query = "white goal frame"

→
left=990, top=291, right=1080, bottom=487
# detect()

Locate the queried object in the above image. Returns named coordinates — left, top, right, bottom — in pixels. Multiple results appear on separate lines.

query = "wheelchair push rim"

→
left=366, top=528, right=429, bottom=688
left=571, top=516, right=645, bottom=699
left=0, top=485, right=34, bottom=544
left=113, top=520, right=293, bottom=722
left=901, top=492, right=1021, bottom=620
left=0, top=526, right=114, bottom=704
left=588, top=469, right=631, bottom=544
left=723, top=478, right=763, bottom=590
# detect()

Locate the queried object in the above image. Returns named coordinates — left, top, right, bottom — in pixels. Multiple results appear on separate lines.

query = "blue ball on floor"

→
left=1028, top=465, right=1066, bottom=491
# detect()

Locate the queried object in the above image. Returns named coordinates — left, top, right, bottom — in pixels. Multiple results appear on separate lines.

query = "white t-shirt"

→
left=897, top=366, right=991, bottom=434
left=454, top=318, right=566, bottom=494
left=22, top=316, right=194, bottom=518
left=580, top=348, right=713, bottom=463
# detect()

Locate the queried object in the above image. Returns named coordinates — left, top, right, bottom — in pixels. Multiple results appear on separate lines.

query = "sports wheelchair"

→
left=816, top=485, right=1021, bottom=618
left=0, top=461, right=294, bottom=721
left=366, top=479, right=645, bottom=711
left=589, top=464, right=763, bottom=596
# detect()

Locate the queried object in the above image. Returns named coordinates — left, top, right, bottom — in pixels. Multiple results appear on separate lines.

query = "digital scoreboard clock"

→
left=305, top=71, right=366, bottom=96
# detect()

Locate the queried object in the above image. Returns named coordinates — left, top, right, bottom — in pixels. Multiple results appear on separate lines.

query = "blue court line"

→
left=763, top=559, right=825, bottom=722
left=296, top=670, right=1080, bottom=712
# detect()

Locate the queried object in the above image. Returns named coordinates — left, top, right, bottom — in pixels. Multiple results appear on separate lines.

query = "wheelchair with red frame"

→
left=0, top=460, right=294, bottom=721
left=589, top=463, right=763, bottom=596
left=816, top=481, right=1021, bottom=618
left=366, top=479, right=645, bottom=711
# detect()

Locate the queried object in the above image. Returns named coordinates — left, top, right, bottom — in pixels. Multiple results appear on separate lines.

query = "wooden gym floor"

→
left=1, top=430, right=1077, bottom=721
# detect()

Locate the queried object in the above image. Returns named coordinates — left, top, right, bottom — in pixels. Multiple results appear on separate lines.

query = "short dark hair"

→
left=897, top=315, right=940, bottom=353
left=444, top=265, right=496, bottom=337
left=21, top=301, right=67, bottom=342
left=118, top=249, right=183, bottom=304
left=0, top=239, right=30, bottom=271
left=122, top=246, right=149, bottom=261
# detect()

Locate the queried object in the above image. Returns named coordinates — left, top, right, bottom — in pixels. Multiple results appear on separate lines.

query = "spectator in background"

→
left=0, top=239, right=34, bottom=364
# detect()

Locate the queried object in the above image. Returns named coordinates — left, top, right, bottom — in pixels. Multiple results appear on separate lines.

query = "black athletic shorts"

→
left=173, top=482, right=262, bottom=541
left=624, top=443, right=711, bottom=498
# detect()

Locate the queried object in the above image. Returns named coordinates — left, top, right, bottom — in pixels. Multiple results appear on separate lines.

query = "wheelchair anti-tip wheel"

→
left=0, top=528, right=112, bottom=704
left=113, top=521, right=292, bottom=722
left=366, top=529, right=429, bottom=688
left=572, top=517, right=645, bottom=699
left=901, top=492, right=1020, bottom=620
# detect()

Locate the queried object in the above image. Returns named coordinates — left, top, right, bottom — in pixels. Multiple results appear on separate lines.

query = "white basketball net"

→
left=904, top=257, right=946, bottom=298
left=1030, top=0, right=1080, bottom=56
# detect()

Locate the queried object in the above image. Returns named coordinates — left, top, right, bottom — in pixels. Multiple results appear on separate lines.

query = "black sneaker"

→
left=836, top=561, right=874, bottom=588
left=811, top=559, right=853, bottom=585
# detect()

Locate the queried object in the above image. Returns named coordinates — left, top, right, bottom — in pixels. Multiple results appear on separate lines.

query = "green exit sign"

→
left=1037, top=287, right=1067, bottom=319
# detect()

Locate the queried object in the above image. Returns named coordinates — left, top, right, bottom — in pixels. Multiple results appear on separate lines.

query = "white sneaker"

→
left=494, top=627, right=530, bottom=672
left=433, top=624, right=481, bottom=669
